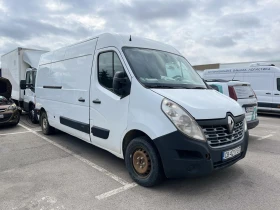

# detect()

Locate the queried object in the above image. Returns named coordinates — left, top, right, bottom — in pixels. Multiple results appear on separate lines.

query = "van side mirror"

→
left=113, top=71, right=131, bottom=97
left=20, top=80, right=26, bottom=90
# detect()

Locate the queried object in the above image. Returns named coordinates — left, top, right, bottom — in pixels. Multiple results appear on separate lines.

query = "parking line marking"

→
left=18, top=123, right=131, bottom=186
left=0, top=131, right=31, bottom=136
left=257, top=134, right=273, bottom=141
left=95, top=183, right=138, bottom=200
left=250, top=134, right=273, bottom=140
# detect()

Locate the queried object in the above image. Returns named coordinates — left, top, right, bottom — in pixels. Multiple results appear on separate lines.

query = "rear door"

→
left=272, top=74, right=280, bottom=111
left=90, top=48, right=131, bottom=154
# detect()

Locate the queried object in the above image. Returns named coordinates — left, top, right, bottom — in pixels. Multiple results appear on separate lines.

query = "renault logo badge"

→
left=228, top=116, right=234, bottom=133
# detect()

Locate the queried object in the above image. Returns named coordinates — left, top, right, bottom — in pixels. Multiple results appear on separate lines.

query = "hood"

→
left=152, top=89, right=243, bottom=120
left=0, top=77, right=12, bottom=99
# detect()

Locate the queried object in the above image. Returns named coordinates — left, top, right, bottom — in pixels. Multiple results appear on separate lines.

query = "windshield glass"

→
left=123, top=47, right=206, bottom=89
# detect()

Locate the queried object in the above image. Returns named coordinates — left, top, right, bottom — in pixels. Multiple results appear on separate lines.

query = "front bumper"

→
left=247, top=119, right=259, bottom=130
left=153, top=130, right=249, bottom=178
left=0, top=110, right=20, bottom=125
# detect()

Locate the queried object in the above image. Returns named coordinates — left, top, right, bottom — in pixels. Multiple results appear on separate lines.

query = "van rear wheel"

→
left=125, top=137, right=164, bottom=187
left=41, top=112, right=55, bottom=135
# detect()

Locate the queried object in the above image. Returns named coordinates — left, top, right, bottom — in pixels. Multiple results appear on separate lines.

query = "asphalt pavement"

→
left=0, top=113, right=280, bottom=210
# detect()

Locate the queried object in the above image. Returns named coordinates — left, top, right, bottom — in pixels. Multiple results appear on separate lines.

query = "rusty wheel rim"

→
left=132, top=148, right=151, bottom=177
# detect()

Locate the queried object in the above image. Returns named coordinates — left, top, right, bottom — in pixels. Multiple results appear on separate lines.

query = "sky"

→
left=0, top=0, right=279, bottom=65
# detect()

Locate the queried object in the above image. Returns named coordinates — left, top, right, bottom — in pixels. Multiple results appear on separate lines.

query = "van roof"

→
left=39, top=33, right=181, bottom=65
left=204, top=66, right=280, bottom=74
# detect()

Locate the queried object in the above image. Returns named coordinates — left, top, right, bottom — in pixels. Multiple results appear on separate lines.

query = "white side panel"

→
left=65, top=41, right=95, bottom=59
left=272, top=73, right=280, bottom=110
left=243, top=73, right=273, bottom=108
left=40, top=52, right=53, bottom=65
left=1, top=49, right=20, bottom=100
left=36, top=39, right=97, bottom=142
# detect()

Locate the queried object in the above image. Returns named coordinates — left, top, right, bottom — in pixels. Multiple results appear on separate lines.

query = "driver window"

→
left=98, top=51, right=125, bottom=94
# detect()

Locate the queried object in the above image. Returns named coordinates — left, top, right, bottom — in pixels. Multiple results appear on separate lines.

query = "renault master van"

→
left=203, top=64, right=280, bottom=113
left=35, top=33, right=249, bottom=187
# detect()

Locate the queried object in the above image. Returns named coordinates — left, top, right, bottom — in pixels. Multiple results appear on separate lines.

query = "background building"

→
left=193, top=60, right=280, bottom=76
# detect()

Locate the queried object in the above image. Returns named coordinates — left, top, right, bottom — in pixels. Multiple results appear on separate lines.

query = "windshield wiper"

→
left=190, top=87, right=207, bottom=89
left=148, top=85, right=177, bottom=89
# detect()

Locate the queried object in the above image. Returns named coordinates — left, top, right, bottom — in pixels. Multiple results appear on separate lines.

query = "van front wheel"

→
left=41, top=112, right=55, bottom=135
left=125, top=137, right=164, bottom=187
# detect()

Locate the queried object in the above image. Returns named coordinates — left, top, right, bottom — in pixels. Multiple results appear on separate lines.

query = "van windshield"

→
left=123, top=47, right=206, bottom=89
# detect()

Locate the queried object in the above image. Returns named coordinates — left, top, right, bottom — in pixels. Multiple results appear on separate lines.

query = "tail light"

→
left=228, top=86, right=238, bottom=101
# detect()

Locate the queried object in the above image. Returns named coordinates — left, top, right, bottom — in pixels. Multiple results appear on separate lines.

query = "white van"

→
left=206, top=80, right=258, bottom=129
left=203, top=64, right=280, bottom=113
left=35, top=33, right=248, bottom=187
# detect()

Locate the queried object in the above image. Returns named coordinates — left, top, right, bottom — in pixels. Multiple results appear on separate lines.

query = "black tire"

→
left=125, top=136, right=164, bottom=187
left=40, top=111, right=55, bottom=135
left=11, top=112, right=20, bottom=126
left=29, top=104, right=38, bottom=124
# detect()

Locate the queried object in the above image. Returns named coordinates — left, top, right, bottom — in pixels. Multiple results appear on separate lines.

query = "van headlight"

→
left=6, top=104, right=17, bottom=111
left=161, top=98, right=206, bottom=141
left=243, top=118, right=247, bottom=132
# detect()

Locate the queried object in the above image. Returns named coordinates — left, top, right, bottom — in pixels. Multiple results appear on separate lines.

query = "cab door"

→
left=23, top=70, right=36, bottom=111
left=272, top=74, right=280, bottom=111
left=90, top=48, right=131, bottom=154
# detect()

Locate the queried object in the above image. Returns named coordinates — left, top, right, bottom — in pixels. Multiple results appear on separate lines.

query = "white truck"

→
left=203, top=63, right=280, bottom=113
left=1, top=48, right=48, bottom=122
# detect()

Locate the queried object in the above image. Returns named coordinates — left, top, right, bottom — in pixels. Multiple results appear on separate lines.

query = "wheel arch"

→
left=122, top=129, right=158, bottom=158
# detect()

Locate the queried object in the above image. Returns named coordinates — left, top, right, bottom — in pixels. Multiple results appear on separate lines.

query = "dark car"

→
left=0, top=77, right=20, bottom=126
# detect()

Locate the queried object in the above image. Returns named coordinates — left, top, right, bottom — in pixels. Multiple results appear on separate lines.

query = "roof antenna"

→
left=129, top=35, right=132, bottom=41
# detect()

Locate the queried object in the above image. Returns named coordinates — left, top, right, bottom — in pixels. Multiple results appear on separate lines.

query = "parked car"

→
left=0, top=77, right=20, bottom=126
left=1, top=47, right=48, bottom=123
left=203, top=63, right=280, bottom=113
left=206, top=79, right=259, bottom=129
left=35, top=33, right=249, bottom=187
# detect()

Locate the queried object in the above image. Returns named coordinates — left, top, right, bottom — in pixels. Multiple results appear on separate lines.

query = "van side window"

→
left=277, top=78, right=280, bottom=91
left=98, top=51, right=125, bottom=93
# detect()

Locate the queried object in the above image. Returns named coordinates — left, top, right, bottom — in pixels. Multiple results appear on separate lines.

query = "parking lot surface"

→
left=1, top=114, right=280, bottom=210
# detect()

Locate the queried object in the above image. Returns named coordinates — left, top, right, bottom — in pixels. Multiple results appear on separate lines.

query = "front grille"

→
left=202, top=121, right=244, bottom=148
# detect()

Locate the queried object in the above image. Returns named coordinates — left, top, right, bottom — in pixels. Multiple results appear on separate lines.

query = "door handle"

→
left=274, top=94, right=280, bottom=95
left=78, top=97, right=85, bottom=102
left=266, top=93, right=271, bottom=95
left=92, top=99, right=101, bottom=104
